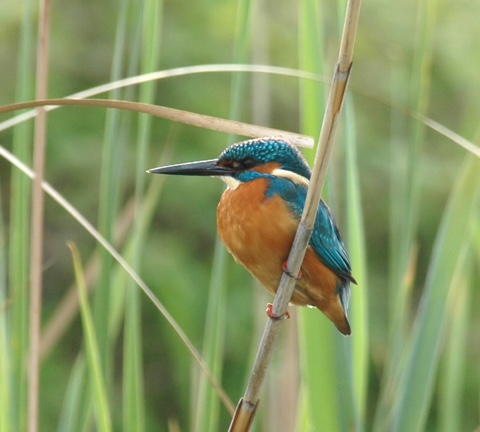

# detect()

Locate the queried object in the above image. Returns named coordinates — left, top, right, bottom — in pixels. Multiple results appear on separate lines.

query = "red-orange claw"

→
left=266, top=303, right=290, bottom=321
left=282, top=261, right=303, bottom=280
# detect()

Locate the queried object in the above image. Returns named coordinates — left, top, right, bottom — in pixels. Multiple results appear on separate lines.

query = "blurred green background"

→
left=1, top=0, right=479, bottom=431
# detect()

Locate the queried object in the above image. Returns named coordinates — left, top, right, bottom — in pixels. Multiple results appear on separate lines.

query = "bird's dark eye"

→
left=242, top=157, right=256, bottom=169
left=225, top=157, right=257, bottom=170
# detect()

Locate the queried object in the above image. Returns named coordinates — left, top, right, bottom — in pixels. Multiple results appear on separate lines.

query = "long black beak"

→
left=147, top=159, right=237, bottom=177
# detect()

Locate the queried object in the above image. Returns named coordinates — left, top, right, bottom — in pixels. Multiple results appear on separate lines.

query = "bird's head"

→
left=148, top=137, right=311, bottom=189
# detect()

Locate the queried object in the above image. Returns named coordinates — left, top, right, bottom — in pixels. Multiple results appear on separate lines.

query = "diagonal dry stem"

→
left=228, top=0, right=362, bottom=430
left=0, top=99, right=314, bottom=149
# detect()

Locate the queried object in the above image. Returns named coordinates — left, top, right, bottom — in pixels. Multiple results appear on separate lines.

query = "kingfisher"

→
left=148, top=137, right=356, bottom=335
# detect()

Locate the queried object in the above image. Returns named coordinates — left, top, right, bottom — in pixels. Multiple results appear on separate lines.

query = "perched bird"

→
left=148, top=137, right=356, bottom=335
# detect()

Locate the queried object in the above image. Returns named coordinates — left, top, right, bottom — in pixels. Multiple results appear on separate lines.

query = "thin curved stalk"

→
left=0, top=143, right=235, bottom=416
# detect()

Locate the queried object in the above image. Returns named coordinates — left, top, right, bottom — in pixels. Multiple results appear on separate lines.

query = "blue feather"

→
left=266, top=177, right=355, bottom=285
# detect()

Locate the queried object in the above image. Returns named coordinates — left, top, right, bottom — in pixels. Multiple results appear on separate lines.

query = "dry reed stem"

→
left=28, top=1, right=51, bottom=431
left=228, top=0, right=362, bottom=430
left=0, top=99, right=314, bottom=149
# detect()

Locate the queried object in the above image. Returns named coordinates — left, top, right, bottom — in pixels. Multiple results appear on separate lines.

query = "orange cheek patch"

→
left=252, top=162, right=282, bottom=175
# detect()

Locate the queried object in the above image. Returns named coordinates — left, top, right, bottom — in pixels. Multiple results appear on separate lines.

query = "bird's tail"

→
left=334, top=313, right=351, bottom=336
left=321, top=284, right=352, bottom=336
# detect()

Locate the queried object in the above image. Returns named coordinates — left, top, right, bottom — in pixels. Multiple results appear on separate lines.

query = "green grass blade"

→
left=343, top=98, right=368, bottom=428
left=380, top=0, right=440, bottom=381
left=228, top=0, right=253, bottom=129
left=0, top=189, right=12, bottom=432
left=0, top=317, right=12, bottom=432
left=297, top=0, right=349, bottom=430
left=122, top=286, right=144, bottom=432
left=123, top=0, right=162, bottom=430
left=9, top=0, right=36, bottom=430
left=389, top=0, right=439, bottom=352
left=94, top=0, right=132, bottom=377
left=192, top=238, right=227, bottom=432
left=192, top=0, right=255, bottom=427
left=69, top=243, right=112, bottom=432
left=298, top=314, right=343, bottom=431
left=57, top=356, right=88, bottom=432
left=438, top=249, right=471, bottom=432
left=390, top=155, right=480, bottom=432
left=298, top=0, right=326, bottom=138
left=375, top=69, right=411, bottom=431
left=374, top=2, right=439, bottom=428
left=401, top=0, right=439, bottom=263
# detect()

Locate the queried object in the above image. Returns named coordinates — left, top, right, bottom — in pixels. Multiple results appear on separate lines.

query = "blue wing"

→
left=267, top=178, right=355, bottom=284
left=312, top=200, right=355, bottom=282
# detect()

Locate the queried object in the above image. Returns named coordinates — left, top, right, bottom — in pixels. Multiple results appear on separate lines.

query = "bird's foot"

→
left=266, top=303, right=290, bottom=321
left=282, top=261, right=303, bottom=280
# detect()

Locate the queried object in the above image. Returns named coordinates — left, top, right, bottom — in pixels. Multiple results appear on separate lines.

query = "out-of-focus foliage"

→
left=0, top=0, right=479, bottom=430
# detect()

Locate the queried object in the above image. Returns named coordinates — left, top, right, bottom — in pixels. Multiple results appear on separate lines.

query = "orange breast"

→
left=217, top=178, right=297, bottom=293
left=217, top=177, right=350, bottom=335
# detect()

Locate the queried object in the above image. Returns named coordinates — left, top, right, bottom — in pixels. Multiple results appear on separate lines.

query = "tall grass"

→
left=1, top=0, right=479, bottom=431
left=8, top=0, right=35, bottom=430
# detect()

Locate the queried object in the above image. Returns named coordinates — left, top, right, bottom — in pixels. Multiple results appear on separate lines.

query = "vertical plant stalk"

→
left=68, top=243, right=112, bottom=432
left=374, top=1, right=438, bottom=428
left=10, top=0, right=35, bottom=430
left=28, top=0, right=51, bottom=431
left=123, top=0, right=162, bottom=429
left=228, top=0, right=362, bottom=430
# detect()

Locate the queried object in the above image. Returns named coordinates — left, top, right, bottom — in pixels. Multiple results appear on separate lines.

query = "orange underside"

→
left=217, top=175, right=350, bottom=335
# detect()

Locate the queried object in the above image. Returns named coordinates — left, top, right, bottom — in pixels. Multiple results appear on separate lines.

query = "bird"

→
left=148, top=137, right=356, bottom=335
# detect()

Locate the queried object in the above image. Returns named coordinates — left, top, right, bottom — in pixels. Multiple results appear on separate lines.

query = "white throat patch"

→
left=218, top=176, right=241, bottom=190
